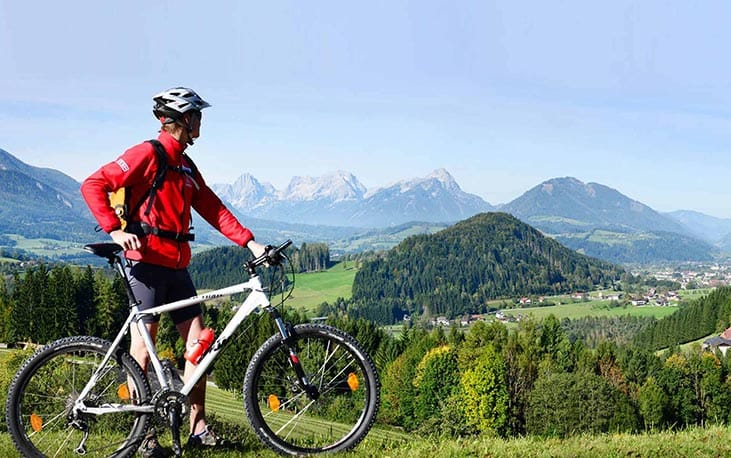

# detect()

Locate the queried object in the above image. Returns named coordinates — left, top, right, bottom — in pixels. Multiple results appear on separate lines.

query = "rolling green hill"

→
left=351, top=212, right=626, bottom=322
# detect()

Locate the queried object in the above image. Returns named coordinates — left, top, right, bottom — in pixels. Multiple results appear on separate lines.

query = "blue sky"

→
left=2, top=1, right=731, bottom=217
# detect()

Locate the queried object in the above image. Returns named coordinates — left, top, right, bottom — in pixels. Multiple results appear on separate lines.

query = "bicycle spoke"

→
left=276, top=398, right=317, bottom=439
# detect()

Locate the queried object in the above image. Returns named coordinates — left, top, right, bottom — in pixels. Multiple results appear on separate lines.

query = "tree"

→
left=656, top=352, right=701, bottom=427
left=412, top=345, right=459, bottom=426
left=93, top=272, right=127, bottom=341
left=457, top=344, right=508, bottom=436
left=11, top=265, right=51, bottom=343
left=75, top=266, right=97, bottom=336
left=48, top=265, right=78, bottom=338
left=0, top=277, right=11, bottom=343
left=379, top=328, right=435, bottom=430
left=526, top=371, right=636, bottom=437
left=686, top=350, right=730, bottom=426
left=637, top=376, right=669, bottom=430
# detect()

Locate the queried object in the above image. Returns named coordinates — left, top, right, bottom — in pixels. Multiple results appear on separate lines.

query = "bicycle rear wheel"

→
left=244, top=324, right=380, bottom=455
left=5, top=336, right=152, bottom=457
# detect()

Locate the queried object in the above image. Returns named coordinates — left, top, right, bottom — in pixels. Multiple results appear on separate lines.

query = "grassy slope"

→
left=197, top=385, right=731, bottom=457
left=284, top=261, right=358, bottom=314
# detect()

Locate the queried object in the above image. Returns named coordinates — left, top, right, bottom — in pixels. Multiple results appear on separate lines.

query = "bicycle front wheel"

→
left=5, top=336, right=152, bottom=458
left=244, top=324, right=380, bottom=455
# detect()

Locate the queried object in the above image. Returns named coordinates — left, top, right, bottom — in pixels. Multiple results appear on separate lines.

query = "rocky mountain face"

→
left=212, top=168, right=495, bottom=227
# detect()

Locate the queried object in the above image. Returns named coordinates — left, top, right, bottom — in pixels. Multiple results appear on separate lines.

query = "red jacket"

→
left=81, top=131, right=254, bottom=269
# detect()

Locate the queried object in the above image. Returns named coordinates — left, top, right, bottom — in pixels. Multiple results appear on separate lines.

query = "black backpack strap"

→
left=128, top=140, right=169, bottom=218
left=143, top=139, right=169, bottom=215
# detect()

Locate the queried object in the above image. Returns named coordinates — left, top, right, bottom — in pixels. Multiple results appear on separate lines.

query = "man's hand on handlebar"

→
left=246, top=240, right=267, bottom=259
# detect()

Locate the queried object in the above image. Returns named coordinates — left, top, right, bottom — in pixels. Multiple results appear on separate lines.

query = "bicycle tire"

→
left=5, top=336, right=152, bottom=458
left=243, top=324, right=380, bottom=455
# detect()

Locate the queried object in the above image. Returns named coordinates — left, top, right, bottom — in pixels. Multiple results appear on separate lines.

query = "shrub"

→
left=0, top=348, right=34, bottom=430
left=526, top=371, right=638, bottom=437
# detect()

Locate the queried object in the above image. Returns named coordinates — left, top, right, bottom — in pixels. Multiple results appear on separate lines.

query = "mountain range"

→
left=212, top=168, right=494, bottom=227
left=0, top=147, right=728, bottom=263
left=0, top=148, right=93, bottom=241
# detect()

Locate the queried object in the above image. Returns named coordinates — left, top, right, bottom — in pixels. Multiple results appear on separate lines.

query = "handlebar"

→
left=84, top=239, right=294, bottom=275
left=246, top=239, right=293, bottom=273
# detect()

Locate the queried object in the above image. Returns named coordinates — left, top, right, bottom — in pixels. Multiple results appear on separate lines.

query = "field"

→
left=3, top=407, right=731, bottom=457
left=283, top=261, right=359, bottom=313
left=494, top=288, right=716, bottom=324
left=5, top=234, right=87, bottom=257
left=498, top=301, right=679, bottom=322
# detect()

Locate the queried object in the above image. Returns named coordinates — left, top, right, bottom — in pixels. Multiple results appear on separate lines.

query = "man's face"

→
left=187, top=111, right=202, bottom=139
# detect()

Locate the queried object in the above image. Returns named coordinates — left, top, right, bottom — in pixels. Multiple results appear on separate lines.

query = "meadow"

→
left=282, top=261, right=358, bottom=313
left=498, top=300, right=679, bottom=322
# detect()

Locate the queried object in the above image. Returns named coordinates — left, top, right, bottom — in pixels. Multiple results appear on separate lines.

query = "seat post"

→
left=111, top=255, right=140, bottom=308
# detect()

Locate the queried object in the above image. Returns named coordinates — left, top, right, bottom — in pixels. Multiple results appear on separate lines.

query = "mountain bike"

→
left=5, top=240, right=380, bottom=457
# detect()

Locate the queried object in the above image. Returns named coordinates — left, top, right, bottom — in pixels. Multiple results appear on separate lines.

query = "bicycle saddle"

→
left=84, top=243, right=124, bottom=259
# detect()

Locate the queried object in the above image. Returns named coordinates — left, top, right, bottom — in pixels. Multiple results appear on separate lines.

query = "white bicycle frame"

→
left=74, top=271, right=280, bottom=416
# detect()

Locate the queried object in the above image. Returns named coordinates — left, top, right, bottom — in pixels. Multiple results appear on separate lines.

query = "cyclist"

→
left=81, top=87, right=266, bottom=456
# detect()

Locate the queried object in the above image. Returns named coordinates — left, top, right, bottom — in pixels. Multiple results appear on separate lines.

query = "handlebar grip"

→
left=264, top=240, right=293, bottom=266
left=246, top=240, right=293, bottom=273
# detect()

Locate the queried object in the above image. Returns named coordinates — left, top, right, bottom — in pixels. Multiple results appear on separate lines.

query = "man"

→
left=81, top=87, right=265, bottom=456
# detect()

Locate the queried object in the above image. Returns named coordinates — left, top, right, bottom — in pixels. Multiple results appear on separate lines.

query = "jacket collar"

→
left=157, top=130, right=186, bottom=161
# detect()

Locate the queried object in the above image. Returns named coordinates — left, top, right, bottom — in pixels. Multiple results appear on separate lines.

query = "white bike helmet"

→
left=152, top=87, right=211, bottom=123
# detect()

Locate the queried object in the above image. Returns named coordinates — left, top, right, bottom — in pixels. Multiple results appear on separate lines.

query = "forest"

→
left=187, top=242, right=331, bottom=289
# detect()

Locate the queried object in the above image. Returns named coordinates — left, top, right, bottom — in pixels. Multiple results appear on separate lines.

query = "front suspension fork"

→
left=267, top=307, right=320, bottom=400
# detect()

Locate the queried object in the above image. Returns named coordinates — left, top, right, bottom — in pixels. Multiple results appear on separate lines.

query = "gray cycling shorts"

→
left=125, top=260, right=201, bottom=325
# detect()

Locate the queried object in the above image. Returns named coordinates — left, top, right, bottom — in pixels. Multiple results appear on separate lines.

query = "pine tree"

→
left=0, top=277, right=11, bottom=343
left=75, top=266, right=97, bottom=336
left=49, top=265, right=78, bottom=338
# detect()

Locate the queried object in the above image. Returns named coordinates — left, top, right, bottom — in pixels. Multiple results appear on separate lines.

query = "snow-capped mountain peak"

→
left=284, top=170, right=366, bottom=202
left=212, top=168, right=493, bottom=227
left=212, top=173, right=276, bottom=209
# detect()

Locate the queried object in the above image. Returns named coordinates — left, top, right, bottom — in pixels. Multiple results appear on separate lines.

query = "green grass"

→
left=206, top=383, right=408, bottom=443
left=555, top=229, right=660, bottom=247
left=284, top=262, right=358, bottom=313
left=5, top=234, right=88, bottom=257
left=530, top=215, right=590, bottom=226
left=678, top=288, right=715, bottom=301
left=4, top=419, right=731, bottom=457
left=499, top=301, right=678, bottom=322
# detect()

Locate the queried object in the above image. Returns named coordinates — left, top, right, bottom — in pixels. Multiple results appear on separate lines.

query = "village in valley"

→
left=425, top=262, right=731, bottom=329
